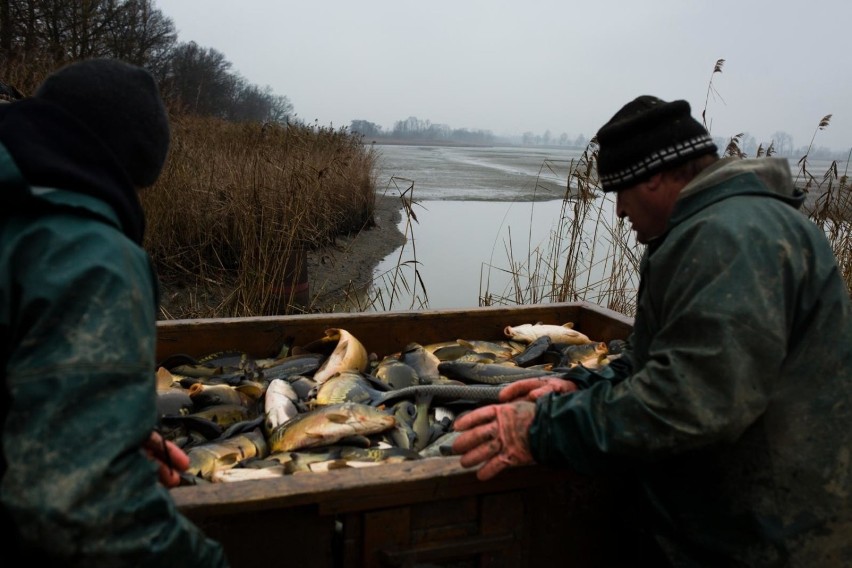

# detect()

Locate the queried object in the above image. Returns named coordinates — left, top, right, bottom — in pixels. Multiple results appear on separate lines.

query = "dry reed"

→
left=141, top=116, right=378, bottom=318
left=481, top=125, right=852, bottom=317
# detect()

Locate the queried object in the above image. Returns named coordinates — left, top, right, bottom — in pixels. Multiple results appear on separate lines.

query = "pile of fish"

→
left=155, top=322, right=624, bottom=484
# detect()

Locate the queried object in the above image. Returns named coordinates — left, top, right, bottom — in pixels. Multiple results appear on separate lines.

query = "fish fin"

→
left=303, top=431, right=327, bottom=442
left=156, top=367, right=176, bottom=391
left=325, top=411, right=351, bottom=424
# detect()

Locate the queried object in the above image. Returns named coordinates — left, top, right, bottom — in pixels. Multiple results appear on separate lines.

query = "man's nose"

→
left=615, top=192, right=626, bottom=218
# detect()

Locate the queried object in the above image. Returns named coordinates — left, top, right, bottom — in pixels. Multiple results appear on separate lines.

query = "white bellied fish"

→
left=268, top=402, right=396, bottom=453
left=504, top=322, right=591, bottom=345
left=312, top=328, right=369, bottom=384
left=264, top=378, right=300, bottom=434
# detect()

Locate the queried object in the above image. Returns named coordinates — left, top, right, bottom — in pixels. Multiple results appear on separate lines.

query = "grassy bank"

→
left=141, top=117, right=378, bottom=318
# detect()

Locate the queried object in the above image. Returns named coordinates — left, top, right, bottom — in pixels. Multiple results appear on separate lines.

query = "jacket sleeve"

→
left=2, top=213, right=228, bottom=567
left=529, top=216, right=788, bottom=474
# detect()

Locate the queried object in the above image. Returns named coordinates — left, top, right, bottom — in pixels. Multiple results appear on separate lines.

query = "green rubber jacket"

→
left=530, top=158, right=852, bottom=566
left=0, top=145, right=229, bottom=565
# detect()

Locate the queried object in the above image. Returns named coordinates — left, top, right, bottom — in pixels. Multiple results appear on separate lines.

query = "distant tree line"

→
left=0, top=0, right=292, bottom=123
left=351, top=116, right=497, bottom=145
left=351, top=117, right=596, bottom=149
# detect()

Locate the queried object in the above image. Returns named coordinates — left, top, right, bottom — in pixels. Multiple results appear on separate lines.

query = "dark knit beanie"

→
left=35, top=58, right=170, bottom=187
left=596, top=95, right=717, bottom=192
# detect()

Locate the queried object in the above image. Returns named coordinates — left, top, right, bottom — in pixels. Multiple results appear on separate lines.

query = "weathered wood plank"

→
left=156, top=301, right=633, bottom=362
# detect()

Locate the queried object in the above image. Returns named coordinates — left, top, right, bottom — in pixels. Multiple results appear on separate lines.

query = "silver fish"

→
left=372, top=383, right=505, bottom=406
left=438, top=360, right=564, bottom=385
left=398, top=342, right=441, bottom=383
left=264, top=378, right=300, bottom=434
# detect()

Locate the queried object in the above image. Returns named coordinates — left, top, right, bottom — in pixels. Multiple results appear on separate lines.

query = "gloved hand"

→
left=451, top=401, right=537, bottom=481
left=144, top=431, right=189, bottom=488
left=499, top=377, right=578, bottom=402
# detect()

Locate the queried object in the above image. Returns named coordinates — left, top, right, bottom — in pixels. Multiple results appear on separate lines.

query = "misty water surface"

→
left=370, top=144, right=624, bottom=310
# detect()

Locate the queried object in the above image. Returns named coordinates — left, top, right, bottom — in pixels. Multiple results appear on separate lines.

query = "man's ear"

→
left=644, top=172, right=664, bottom=192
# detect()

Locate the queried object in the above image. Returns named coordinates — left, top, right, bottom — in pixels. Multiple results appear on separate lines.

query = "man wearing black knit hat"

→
left=453, top=95, right=852, bottom=566
left=0, top=59, right=229, bottom=567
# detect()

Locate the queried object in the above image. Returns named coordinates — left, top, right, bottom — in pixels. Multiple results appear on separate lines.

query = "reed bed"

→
left=478, top=142, right=643, bottom=316
left=481, top=131, right=852, bottom=318
left=141, top=116, right=378, bottom=318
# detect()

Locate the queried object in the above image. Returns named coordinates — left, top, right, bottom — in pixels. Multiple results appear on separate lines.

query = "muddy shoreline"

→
left=307, top=194, right=406, bottom=311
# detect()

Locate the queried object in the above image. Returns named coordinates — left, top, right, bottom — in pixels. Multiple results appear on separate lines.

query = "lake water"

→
left=366, top=144, right=838, bottom=312
left=368, top=144, right=635, bottom=311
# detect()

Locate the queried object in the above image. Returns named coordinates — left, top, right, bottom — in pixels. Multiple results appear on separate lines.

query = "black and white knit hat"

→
left=596, top=95, right=718, bottom=192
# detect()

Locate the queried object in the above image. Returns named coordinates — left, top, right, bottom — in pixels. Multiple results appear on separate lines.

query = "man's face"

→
left=614, top=174, right=676, bottom=244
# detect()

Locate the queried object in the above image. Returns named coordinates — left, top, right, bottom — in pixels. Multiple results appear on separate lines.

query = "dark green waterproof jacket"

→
left=529, top=157, right=852, bottom=567
left=0, top=99, right=228, bottom=566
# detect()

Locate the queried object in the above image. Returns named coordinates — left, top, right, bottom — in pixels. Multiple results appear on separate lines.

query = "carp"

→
left=398, top=342, right=441, bottom=383
left=268, top=402, right=396, bottom=453
left=312, top=328, right=369, bottom=384
left=186, top=428, right=268, bottom=481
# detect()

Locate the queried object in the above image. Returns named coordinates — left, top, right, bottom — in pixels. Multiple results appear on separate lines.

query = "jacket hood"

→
left=670, top=157, right=804, bottom=227
left=0, top=98, right=145, bottom=243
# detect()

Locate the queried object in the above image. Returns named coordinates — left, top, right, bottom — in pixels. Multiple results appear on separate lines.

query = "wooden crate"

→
left=164, top=301, right=636, bottom=568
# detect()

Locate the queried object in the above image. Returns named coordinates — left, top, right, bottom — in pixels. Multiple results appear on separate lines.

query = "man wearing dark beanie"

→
left=453, top=95, right=852, bottom=566
left=0, top=59, right=229, bottom=566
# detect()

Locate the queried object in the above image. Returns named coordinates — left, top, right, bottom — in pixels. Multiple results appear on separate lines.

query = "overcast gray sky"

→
left=155, top=0, right=851, bottom=152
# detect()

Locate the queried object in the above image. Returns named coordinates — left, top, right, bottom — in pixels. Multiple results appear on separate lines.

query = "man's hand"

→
left=451, top=401, right=537, bottom=481
left=144, top=431, right=189, bottom=488
left=499, top=377, right=578, bottom=403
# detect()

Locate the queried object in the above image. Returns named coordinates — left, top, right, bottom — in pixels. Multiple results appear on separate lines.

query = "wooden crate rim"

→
left=157, top=300, right=634, bottom=328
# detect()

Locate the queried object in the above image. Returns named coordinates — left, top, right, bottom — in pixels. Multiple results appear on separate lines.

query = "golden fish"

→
left=186, top=429, right=268, bottom=481
left=312, top=328, right=369, bottom=384
left=313, top=371, right=380, bottom=406
left=188, top=383, right=254, bottom=409
left=562, top=341, right=609, bottom=368
left=268, top=402, right=395, bottom=453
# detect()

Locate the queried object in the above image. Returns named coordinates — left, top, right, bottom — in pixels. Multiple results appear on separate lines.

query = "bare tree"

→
left=106, top=0, right=176, bottom=73
left=1, top=1, right=293, bottom=124
left=770, top=131, right=794, bottom=157
left=162, top=41, right=236, bottom=117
